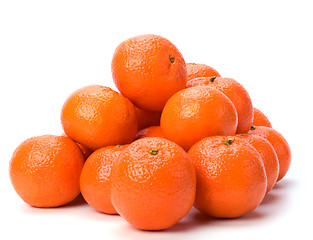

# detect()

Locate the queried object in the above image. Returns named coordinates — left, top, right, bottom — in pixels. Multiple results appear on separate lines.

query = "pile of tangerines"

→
left=9, top=34, right=291, bottom=231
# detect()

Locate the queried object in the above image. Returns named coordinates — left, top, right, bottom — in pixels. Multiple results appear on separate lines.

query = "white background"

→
left=1, top=1, right=312, bottom=239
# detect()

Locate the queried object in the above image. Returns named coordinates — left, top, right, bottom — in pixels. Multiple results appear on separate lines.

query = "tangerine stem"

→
left=250, top=126, right=256, bottom=130
left=169, top=55, right=175, bottom=63
left=224, top=138, right=235, bottom=146
left=149, top=149, right=159, bottom=155
left=209, top=76, right=216, bottom=82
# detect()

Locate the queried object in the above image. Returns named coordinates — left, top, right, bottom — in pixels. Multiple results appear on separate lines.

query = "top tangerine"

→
left=111, top=34, right=187, bottom=111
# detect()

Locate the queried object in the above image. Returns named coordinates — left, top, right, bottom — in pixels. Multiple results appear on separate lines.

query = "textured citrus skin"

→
left=188, top=136, right=267, bottom=218
left=9, top=135, right=85, bottom=208
left=110, top=137, right=196, bottom=230
left=61, top=85, right=137, bottom=150
left=134, top=126, right=165, bottom=140
left=80, top=145, right=128, bottom=214
left=252, top=107, right=272, bottom=128
left=111, top=34, right=187, bottom=111
left=75, top=142, right=93, bottom=160
left=186, top=63, right=220, bottom=82
left=160, top=86, right=238, bottom=151
left=248, top=126, right=291, bottom=181
left=187, top=77, right=253, bottom=133
left=61, top=133, right=92, bottom=160
left=135, top=107, right=162, bottom=130
left=237, top=134, right=279, bottom=192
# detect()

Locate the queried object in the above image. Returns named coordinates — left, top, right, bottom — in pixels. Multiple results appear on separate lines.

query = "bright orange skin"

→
left=188, top=136, right=267, bottom=218
left=135, top=107, right=162, bottom=131
left=237, top=134, right=279, bottom=192
left=252, top=107, right=272, bottom=128
left=160, top=86, right=238, bottom=151
left=187, top=77, right=253, bottom=133
left=61, top=85, right=137, bottom=151
left=248, top=126, right=291, bottom=182
left=110, top=137, right=196, bottom=230
left=80, top=145, right=128, bottom=214
left=111, top=34, right=187, bottom=111
left=61, top=133, right=92, bottom=160
left=9, top=135, right=85, bottom=208
left=186, top=63, right=220, bottom=82
left=76, top=143, right=93, bottom=159
left=134, top=126, right=165, bottom=140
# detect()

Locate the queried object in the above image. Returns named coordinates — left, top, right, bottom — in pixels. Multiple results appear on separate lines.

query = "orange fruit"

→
left=76, top=142, right=93, bottom=160
left=237, top=134, right=279, bottom=192
left=80, top=144, right=128, bottom=214
left=61, top=133, right=92, bottom=160
left=111, top=34, right=187, bottom=111
left=9, top=135, right=85, bottom=207
left=188, top=136, right=267, bottom=218
left=160, top=86, right=238, bottom=151
left=186, top=63, right=220, bottom=82
left=134, top=126, right=165, bottom=140
left=252, top=107, right=272, bottom=128
left=248, top=126, right=291, bottom=181
left=61, top=85, right=137, bottom=151
left=135, top=107, right=162, bottom=130
left=186, top=77, right=253, bottom=133
left=110, top=137, right=196, bottom=230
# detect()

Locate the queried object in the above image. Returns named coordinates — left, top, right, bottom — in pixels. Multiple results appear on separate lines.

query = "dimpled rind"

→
left=161, top=86, right=238, bottom=151
left=111, top=34, right=187, bottom=111
left=186, top=63, right=221, bottom=81
left=237, top=134, right=279, bottom=192
left=252, top=107, right=272, bottom=128
left=248, top=126, right=291, bottom=181
left=61, top=85, right=137, bottom=150
left=80, top=145, right=128, bottom=214
left=187, top=77, right=253, bottom=134
left=9, top=135, right=85, bottom=207
left=188, top=136, right=267, bottom=218
left=110, top=137, right=196, bottom=230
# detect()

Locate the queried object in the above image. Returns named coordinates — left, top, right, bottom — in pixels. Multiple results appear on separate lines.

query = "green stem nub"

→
left=209, top=76, right=217, bottom=82
left=116, top=144, right=121, bottom=148
left=149, top=149, right=159, bottom=155
left=250, top=125, right=256, bottom=130
left=169, top=55, right=175, bottom=63
left=224, top=138, right=235, bottom=146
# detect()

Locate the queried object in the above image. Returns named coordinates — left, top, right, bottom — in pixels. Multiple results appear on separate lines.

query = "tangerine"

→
left=112, top=34, right=187, bottom=111
left=110, top=137, right=196, bottom=230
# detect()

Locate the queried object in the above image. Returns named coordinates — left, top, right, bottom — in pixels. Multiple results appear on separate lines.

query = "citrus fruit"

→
left=80, top=144, right=128, bottom=214
left=161, top=86, right=238, bottom=151
left=188, top=136, right=267, bottom=218
left=134, top=126, right=165, bottom=140
left=135, top=107, right=162, bottom=130
left=249, top=126, right=291, bottom=181
left=111, top=34, right=187, bottom=111
left=61, top=85, right=137, bottom=151
left=237, top=134, right=279, bottom=192
left=186, top=63, right=220, bottom=82
left=252, top=107, right=272, bottom=128
left=186, top=76, right=253, bottom=133
left=9, top=135, right=85, bottom=207
left=61, top=133, right=92, bottom=160
left=110, top=137, right=196, bottom=230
